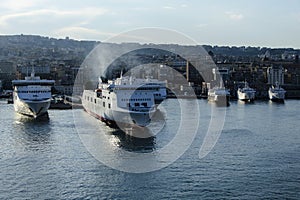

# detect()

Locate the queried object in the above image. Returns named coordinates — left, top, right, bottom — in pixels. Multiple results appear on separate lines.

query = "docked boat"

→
left=208, top=87, right=230, bottom=106
left=237, top=81, right=256, bottom=102
left=268, top=82, right=286, bottom=101
left=82, top=75, right=166, bottom=127
left=12, top=70, right=55, bottom=118
left=207, top=82, right=230, bottom=106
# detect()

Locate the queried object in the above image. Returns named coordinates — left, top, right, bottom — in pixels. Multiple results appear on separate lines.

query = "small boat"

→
left=207, top=81, right=230, bottom=106
left=268, top=82, right=286, bottom=101
left=237, top=81, right=256, bottom=102
left=50, top=95, right=72, bottom=109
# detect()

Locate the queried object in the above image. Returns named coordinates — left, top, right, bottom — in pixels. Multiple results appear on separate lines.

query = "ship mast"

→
left=31, top=66, right=35, bottom=78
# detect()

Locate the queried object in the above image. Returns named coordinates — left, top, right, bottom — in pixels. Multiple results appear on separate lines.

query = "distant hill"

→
left=0, top=34, right=299, bottom=58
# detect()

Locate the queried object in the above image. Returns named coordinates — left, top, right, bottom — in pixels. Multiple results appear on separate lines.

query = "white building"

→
left=267, top=66, right=284, bottom=85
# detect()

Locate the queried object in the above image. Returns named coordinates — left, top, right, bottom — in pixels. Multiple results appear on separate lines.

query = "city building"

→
left=0, top=61, right=16, bottom=89
left=267, top=65, right=285, bottom=85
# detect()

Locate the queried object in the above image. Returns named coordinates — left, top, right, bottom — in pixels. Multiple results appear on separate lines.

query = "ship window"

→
left=94, top=99, right=96, bottom=104
left=127, top=103, right=130, bottom=107
left=142, top=102, right=147, bottom=107
left=108, top=97, right=110, bottom=99
left=103, top=102, right=105, bottom=107
left=134, top=103, right=140, bottom=107
left=108, top=103, right=111, bottom=109
left=91, top=98, right=93, bottom=102
left=87, top=96, right=89, bottom=101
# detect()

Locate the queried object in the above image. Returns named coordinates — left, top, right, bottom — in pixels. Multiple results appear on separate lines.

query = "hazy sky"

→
left=0, top=0, right=300, bottom=48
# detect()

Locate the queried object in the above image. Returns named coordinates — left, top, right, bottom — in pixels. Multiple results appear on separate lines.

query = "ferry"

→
left=268, top=82, right=286, bottom=101
left=207, top=81, right=230, bottom=106
left=237, top=81, right=256, bottom=102
left=82, top=75, right=166, bottom=127
left=12, top=70, right=55, bottom=118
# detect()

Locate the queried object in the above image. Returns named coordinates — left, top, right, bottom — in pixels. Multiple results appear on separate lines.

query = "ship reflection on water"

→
left=109, top=128, right=156, bottom=152
left=108, top=109, right=166, bottom=152
left=104, top=107, right=165, bottom=152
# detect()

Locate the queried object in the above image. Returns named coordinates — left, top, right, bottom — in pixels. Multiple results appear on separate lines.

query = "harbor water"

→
left=0, top=99, right=299, bottom=199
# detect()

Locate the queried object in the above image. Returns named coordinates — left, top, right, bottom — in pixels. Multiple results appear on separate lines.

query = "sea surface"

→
left=0, top=99, right=299, bottom=199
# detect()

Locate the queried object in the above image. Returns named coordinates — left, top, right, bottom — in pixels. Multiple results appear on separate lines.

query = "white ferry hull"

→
left=12, top=70, right=54, bottom=118
left=268, top=90, right=285, bottom=101
left=14, top=98, right=51, bottom=118
left=82, top=90, right=155, bottom=127
left=84, top=106, right=153, bottom=127
left=207, top=87, right=230, bottom=106
left=238, top=90, right=255, bottom=101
